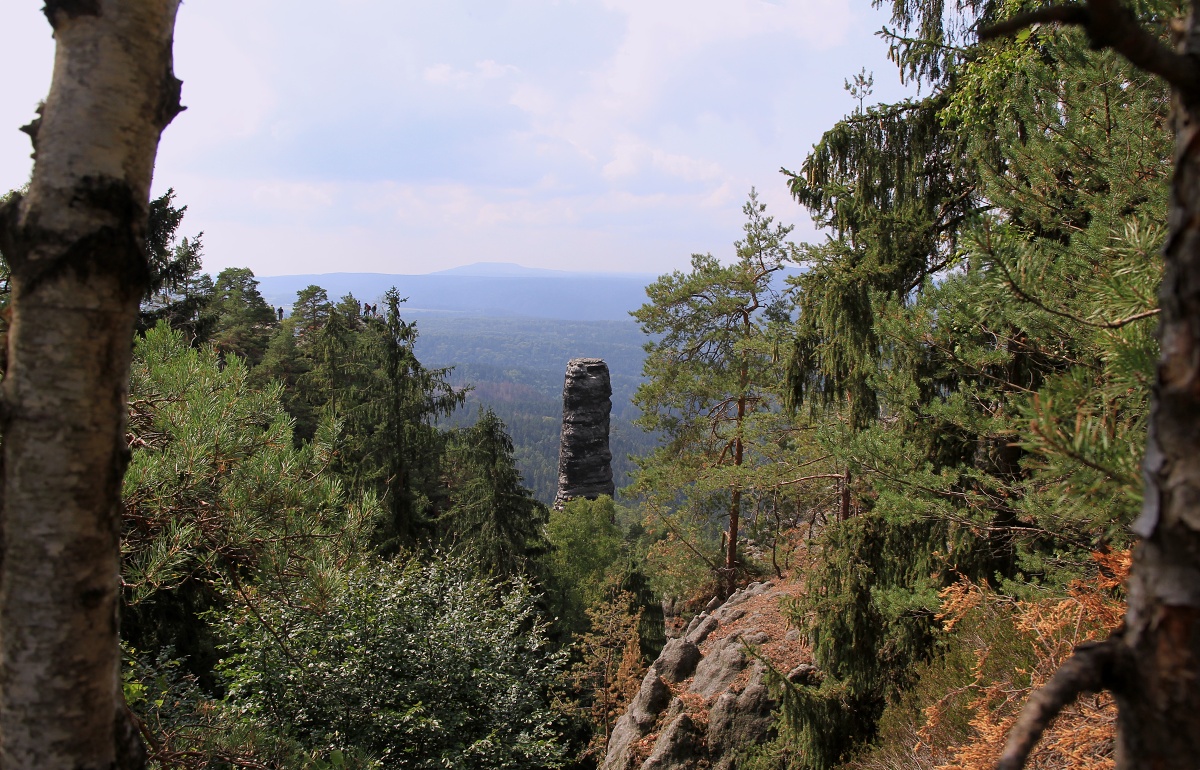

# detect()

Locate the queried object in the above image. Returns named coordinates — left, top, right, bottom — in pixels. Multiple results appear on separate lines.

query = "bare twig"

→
left=997, top=638, right=1125, bottom=770
left=776, top=473, right=847, bottom=487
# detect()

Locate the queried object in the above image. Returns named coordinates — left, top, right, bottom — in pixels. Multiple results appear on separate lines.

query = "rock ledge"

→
left=601, top=580, right=809, bottom=770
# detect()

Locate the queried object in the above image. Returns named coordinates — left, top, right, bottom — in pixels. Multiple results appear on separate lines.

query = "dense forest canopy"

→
left=2, top=0, right=1198, bottom=768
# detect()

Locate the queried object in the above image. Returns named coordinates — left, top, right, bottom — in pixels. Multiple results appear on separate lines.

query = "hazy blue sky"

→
left=0, top=1, right=914, bottom=277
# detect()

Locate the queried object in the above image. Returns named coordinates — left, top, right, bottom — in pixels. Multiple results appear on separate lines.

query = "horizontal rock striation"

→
left=555, top=357, right=614, bottom=507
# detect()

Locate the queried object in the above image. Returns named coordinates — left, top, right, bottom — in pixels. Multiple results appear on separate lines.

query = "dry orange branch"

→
left=927, top=552, right=1129, bottom=770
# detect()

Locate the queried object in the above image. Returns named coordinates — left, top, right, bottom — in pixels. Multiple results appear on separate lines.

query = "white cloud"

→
left=424, top=60, right=520, bottom=89
left=476, top=60, right=520, bottom=80
left=1, top=0, right=915, bottom=278
left=502, top=0, right=864, bottom=204
left=251, top=182, right=335, bottom=212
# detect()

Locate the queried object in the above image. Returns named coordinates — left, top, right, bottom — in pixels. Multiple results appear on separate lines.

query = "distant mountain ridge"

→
left=254, top=262, right=802, bottom=322
left=431, top=262, right=573, bottom=277
left=255, top=263, right=656, bottom=322
left=430, top=261, right=657, bottom=279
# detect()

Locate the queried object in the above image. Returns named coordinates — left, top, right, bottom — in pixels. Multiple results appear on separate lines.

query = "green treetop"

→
left=631, top=189, right=803, bottom=597
left=205, top=267, right=279, bottom=366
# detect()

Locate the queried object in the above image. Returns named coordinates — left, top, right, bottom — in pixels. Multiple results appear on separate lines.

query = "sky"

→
left=0, top=1, right=915, bottom=277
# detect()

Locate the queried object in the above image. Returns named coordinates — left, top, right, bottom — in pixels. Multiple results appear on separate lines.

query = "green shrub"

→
left=219, top=555, right=569, bottom=769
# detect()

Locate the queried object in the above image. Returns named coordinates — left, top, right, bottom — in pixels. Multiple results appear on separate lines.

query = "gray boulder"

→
left=600, top=580, right=805, bottom=770
left=603, top=671, right=672, bottom=770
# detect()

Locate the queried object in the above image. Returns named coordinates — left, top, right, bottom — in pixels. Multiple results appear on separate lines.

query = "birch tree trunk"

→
left=0, top=2, right=182, bottom=767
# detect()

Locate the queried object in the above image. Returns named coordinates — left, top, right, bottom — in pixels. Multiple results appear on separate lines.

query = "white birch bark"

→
left=0, top=2, right=182, bottom=767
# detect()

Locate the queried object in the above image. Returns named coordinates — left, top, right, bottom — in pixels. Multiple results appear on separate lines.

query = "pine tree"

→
left=632, top=190, right=801, bottom=597
left=122, top=323, right=378, bottom=688
left=204, top=267, right=278, bottom=365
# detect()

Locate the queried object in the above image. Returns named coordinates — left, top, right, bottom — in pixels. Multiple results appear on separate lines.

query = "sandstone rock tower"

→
left=555, top=358, right=614, bottom=507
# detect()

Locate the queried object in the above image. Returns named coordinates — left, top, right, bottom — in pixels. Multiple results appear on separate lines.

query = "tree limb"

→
left=980, top=0, right=1200, bottom=99
left=997, top=638, right=1125, bottom=770
left=990, top=251, right=1159, bottom=329
left=980, top=4, right=1089, bottom=39
left=776, top=473, right=847, bottom=487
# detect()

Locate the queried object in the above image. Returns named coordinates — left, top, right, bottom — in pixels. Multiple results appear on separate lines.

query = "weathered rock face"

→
left=555, top=357, right=614, bottom=506
left=600, top=580, right=808, bottom=770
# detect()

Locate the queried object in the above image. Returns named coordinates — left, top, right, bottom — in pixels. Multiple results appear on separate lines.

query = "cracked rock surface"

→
left=554, top=358, right=614, bottom=506
left=600, top=580, right=809, bottom=770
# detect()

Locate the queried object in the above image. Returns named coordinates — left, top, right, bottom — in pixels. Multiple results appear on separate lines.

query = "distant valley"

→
left=412, top=315, right=655, bottom=504
left=257, top=263, right=662, bottom=503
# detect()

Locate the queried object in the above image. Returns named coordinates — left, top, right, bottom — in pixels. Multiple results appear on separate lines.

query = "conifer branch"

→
left=776, top=473, right=847, bottom=487
left=980, top=1, right=1200, bottom=99
left=980, top=5, right=1089, bottom=39
left=647, top=505, right=719, bottom=570
left=991, top=251, right=1159, bottom=329
left=997, top=638, right=1126, bottom=770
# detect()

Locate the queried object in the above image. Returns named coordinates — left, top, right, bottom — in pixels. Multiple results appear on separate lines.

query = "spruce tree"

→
left=773, top=2, right=1175, bottom=765
left=138, top=188, right=210, bottom=339
left=440, top=407, right=549, bottom=580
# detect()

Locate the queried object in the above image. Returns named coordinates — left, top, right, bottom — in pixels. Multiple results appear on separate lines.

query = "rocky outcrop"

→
left=601, top=580, right=808, bottom=770
left=555, top=358, right=614, bottom=506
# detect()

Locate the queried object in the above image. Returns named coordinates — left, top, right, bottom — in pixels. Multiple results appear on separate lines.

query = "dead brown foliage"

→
left=926, top=551, right=1129, bottom=770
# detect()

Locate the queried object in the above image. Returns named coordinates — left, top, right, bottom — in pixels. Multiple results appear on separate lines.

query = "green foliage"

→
left=772, top=3, right=1175, bottom=766
left=123, top=646, right=347, bottom=769
left=219, top=555, right=569, bottom=769
left=632, top=190, right=827, bottom=596
left=439, top=407, right=549, bottom=580
left=205, top=267, right=279, bottom=365
left=357, top=289, right=465, bottom=546
left=543, top=496, right=629, bottom=633
left=636, top=512, right=723, bottom=601
left=122, top=301, right=578, bottom=765
left=139, top=188, right=212, bottom=338
left=777, top=514, right=949, bottom=769
left=122, top=323, right=378, bottom=686
left=256, top=286, right=465, bottom=548
left=784, top=94, right=973, bottom=429
left=566, top=590, right=646, bottom=762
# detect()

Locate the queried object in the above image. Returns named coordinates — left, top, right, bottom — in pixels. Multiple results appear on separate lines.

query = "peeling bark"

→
left=0, top=1, right=181, bottom=767
left=983, top=2, right=1200, bottom=767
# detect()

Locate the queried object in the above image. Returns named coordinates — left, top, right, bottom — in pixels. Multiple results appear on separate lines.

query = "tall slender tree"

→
left=632, top=190, right=797, bottom=596
left=0, top=2, right=183, bottom=766
left=440, top=407, right=549, bottom=580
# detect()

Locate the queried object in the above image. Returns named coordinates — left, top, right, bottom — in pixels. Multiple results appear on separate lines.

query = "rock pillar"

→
left=555, top=357, right=614, bottom=507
